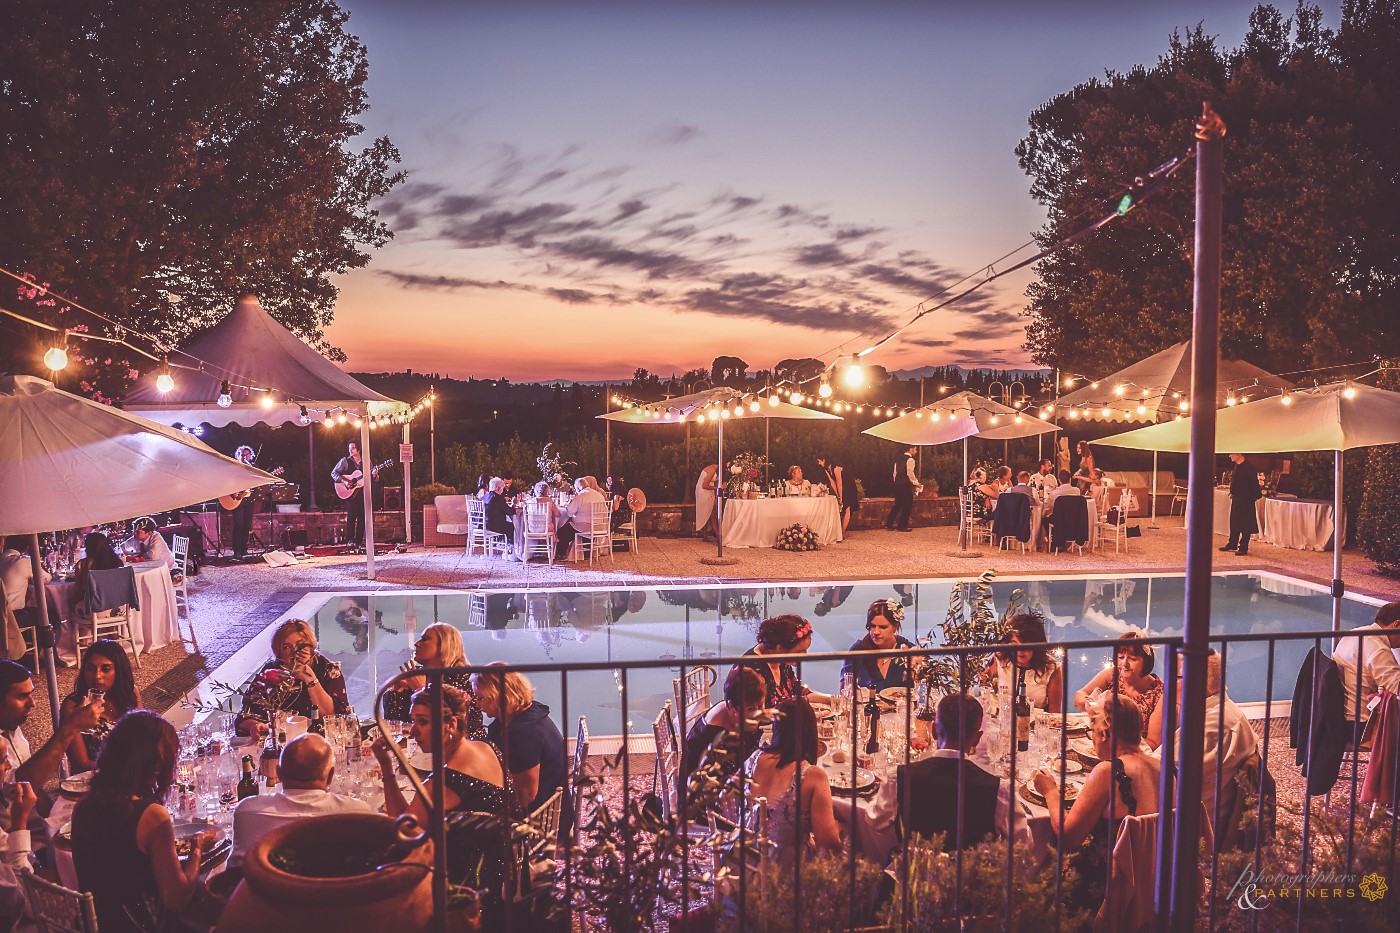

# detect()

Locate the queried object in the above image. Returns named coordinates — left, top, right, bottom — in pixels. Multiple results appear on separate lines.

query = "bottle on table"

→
left=864, top=690, right=882, bottom=756
left=915, top=679, right=934, bottom=723
left=237, top=755, right=259, bottom=800
left=1014, top=673, right=1031, bottom=753
left=259, top=730, right=281, bottom=788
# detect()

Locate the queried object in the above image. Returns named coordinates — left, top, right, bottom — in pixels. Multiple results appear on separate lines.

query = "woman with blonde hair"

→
left=385, top=623, right=485, bottom=737
left=236, top=619, right=348, bottom=736
left=471, top=664, right=569, bottom=831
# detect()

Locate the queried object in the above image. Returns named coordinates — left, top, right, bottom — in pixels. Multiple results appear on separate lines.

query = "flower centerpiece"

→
left=775, top=523, right=819, bottom=552
left=186, top=665, right=310, bottom=733
left=537, top=442, right=577, bottom=492
left=725, top=451, right=770, bottom=498
left=917, top=569, right=1024, bottom=697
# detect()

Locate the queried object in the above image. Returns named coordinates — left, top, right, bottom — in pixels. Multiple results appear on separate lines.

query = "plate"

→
left=825, top=766, right=877, bottom=792
left=813, top=706, right=837, bottom=722
left=1020, top=781, right=1080, bottom=805
left=1070, top=737, right=1098, bottom=760
left=879, top=687, right=912, bottom=704
left=172, top=821, right=226, bottom=859
left=1053, top=758, right=1083, bottom=775
left=60, top=771, right=94, bottom=795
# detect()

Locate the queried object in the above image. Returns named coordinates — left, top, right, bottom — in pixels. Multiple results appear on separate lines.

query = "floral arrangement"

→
left=917, top=569, right=1025, bottom=696
left=537, top=442, right=576, bottom=491
left=775, top=523, right=819, bottom=552
left=184, top=665, right=306, bottom=721
left=725, top=451, right=770, bottom=497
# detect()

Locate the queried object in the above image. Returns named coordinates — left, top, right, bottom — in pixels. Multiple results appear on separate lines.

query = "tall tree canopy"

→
left=0, top=0, right=403, bottom=390
left=1016, top=1, right=1400, bottom=378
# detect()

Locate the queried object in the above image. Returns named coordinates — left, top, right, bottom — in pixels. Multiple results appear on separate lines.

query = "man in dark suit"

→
left=894, top=693, right=1028, bottom=852
left=885, top=445, right=921, bottom=532
left=1220, top=453, right=1262, bottom=555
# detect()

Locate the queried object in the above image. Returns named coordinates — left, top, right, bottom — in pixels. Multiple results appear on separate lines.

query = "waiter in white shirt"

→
left=885, top=446, right=921, bottom=532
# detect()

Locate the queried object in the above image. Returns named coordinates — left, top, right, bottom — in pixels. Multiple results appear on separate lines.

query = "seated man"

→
left=1008, top=471, right=1034, bottom=496
left=893, top=693, right=1029, bottom=852
left=1027, top=459, right=1057, bottom=498
left=1331, top=600, right=1400, bottom=728
left=555, top=477, right=607, bottom=559
left=0, top=660, right=101, bottom=831
left=230, top=733, right=371, bottom=865
left=1049, top=469, right=1080, bottom=501
left=0, top=538, right=50, bottom=614
left=482, top=477, right=517, bottom=555
left=1167, top=650, right=1259, bottom=824
left=127, top=516, right=175, bottom=571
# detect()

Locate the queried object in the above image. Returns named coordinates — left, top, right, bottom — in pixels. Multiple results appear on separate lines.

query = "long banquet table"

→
left=1209, top=488, right=1341, bottom=551
left=46, top=561, right=181, bottom=663
left=721, top=495, right=842, bottom=548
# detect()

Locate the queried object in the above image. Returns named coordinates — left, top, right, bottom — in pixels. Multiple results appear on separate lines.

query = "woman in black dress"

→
left=739, top=615, right=816, bottom=707
left=373, top=684, right=511, bottom=920
left=680, top=666, right=767, bottom=791
left=816, top=453, right=859, bottom=533
left=384, top=622, right=485, bottom=738
left=72, top=711, right=217, bottom=933
left=840, top=598, right=923, bottom=691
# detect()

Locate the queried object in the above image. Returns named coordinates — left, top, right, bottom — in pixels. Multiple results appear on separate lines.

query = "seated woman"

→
left=72, top=711, right=218, bottom=933
left=962, top=468, right=999, bottom=520
left=783, top=465, right=813, bottom=497
left=60, top=639, right=140, bottom=772
left=744, top=697, right=842, bottom=865
left=680, top=666, right=767, bottom=792
left=482, top=477, right=516, bottom=549
left=471, top=666, right=570, bottom=834
left=1032, top=692, right=1159, bottom=910
left=236, top=619, right=349, bottom=737
left=384, top=623, right=485, bottom=737
left=983, top=613, right=1064, bottom=711
left=739, top=615, right=831, bottom=707
left=1072, top=632, right=1164, bottom=749
left=841, top=598, right=922, bottom=691
left=372, top=685, right=510, bottom=922
left=475, top=472, right=493, bottom=500
left=72, top=532, right=123, bottom=594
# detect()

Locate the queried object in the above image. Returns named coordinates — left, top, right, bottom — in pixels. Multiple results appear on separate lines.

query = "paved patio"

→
left=26, top=516, right=1400, bottom=746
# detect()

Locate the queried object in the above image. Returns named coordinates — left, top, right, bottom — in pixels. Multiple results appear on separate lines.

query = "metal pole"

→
left=1332, top=450, right=1344, bottom=631
left=1165, top=101, right=1225, bottom=930
left=716, top=419, right=725, bottom=560
left=765, top=419, right=770, bottom=485
left=362, top=419, right=377, bottom=580
left=306, top=424, right=317, bottom=512
left=1149, top=449, right=1160, bottom=529
left=919, top=376, right=925, bottom=476
left=27, top=537, right=62, bottom=728
left=429, top=386, right=436, bottom=486
left=402, top=422, right=412, bottom=545
left=604, top=384, right=612, bottom=482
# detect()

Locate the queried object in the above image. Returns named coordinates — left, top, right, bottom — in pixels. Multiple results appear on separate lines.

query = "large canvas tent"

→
left=124, top=295, right=409, bottom=578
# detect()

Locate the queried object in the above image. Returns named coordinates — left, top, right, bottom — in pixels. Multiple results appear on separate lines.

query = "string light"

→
left=260, top=392, right=275, bottom=409
left=216, top=380, right=233, bottom=408
left=336, top=411, right=347, bottom=424
left=818, top=380, right=833, bottom=398
left=768, top=395, right=780, bottom=407
left=841, top=359, right=865, bottom=388
left=1136, top=403, right=1148, bottom=415
left=323, top=415, right=335, bottom=428
left=1280, top=393, right=1293, bottom=406
left=790, top=392, right=804, bottom=405
left=44, top=331, right=69, bottom=371
left=1343, top=383, right=1357, bottom=399
left=749, top=400, right=760, bottom=412
left=155, top=359, right=175, bottom=394
left=298, top=406, right=310, bottom=426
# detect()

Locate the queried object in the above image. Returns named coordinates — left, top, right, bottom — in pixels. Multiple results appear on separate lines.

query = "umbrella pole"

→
left=1333, top=450, right=1344, bottom=632
left=702, top=419, right=738, bottom=566
left=1149, top=450, right=1160, bottom=529
left=362, top=419, right=376, bottom=580
left=765, top=420, right=770, bottom=487
left=307, top=424, right=318, bottom=512
left=28, top=536, right=62, bottom=729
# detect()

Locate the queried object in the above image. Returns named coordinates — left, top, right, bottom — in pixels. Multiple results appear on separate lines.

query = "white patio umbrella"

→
left=864, top=391, right=1059, bottom=551
left=599, top=387, right=839, bottom=562
left=1096, top=381, right=1400, bottom=629
left=1053, top=341, right=1292, bottom=525
left=0, top=374, right=278, bottom=723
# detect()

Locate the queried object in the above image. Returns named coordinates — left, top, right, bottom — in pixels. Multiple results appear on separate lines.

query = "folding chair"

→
left=170, top=534, right=191, bottom=616
left=614, top=488, right=647, bottom=552
left=959, top=487, right=992, bottom=547
left=1096, top=488, right=1132, bottom=554
left=21, top=872, right=100, bottom=933
left=77, top=566, right=141, bottom=668
left=571, top=715, right=589, bottom=843
left=673, top=664, right=717, bottom=737
left=465, top=498, right=508, bottom=558
left=654, top=702, right=681, bottom=821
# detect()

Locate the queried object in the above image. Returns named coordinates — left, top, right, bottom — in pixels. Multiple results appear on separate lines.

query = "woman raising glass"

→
left=236, top=619, right=348, bottom=736
left=384, top=623, right=485, bottom=738
left=60, top=639, right=140, bottom=771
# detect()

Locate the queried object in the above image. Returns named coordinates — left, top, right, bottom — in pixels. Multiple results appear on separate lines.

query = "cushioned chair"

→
left=425, top=494, right=471, bottom=547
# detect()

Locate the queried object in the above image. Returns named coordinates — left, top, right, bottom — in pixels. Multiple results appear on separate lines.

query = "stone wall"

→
left=638, top=496, right=959, bottom=536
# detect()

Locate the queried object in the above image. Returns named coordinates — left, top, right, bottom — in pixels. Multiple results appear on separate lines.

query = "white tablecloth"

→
left=721, top=496, right=842, bottom=548
left=1209, top=487, right=1267, bottom=539
left=1025, top=496, right=1098, bottom=551
left=1259, top=496, right=1342, bottom=551
left=48, top=562, right=181, bottom=663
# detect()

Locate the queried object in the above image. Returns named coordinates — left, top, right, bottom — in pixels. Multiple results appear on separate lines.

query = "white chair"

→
left=571, top=715, right=589, bottom=843
left=614, top=488, right=647, bottom=553
left=171, top=535, right=191, bottom=614
left=708, top=803, right=770, bottom=910
left=521, top=499, right=557, bottom=565
left=22, top=872, right=100, bottom=933
left=569, top=501, right=614, bottom=564
left=1097, top=488, right=1132, bottom=554
left=465, top=497, right=508, bottom=558
left=673, top=664, right=717, bottom=738
left=654, top=702, right=681, bottom=821
left=524, top=787, right=563, bottom=856
left=959, top=487, right=992, bottom=547
left=1170, top=483, right=1189, bottom=516
left=75, top=566, right=140, bottom=669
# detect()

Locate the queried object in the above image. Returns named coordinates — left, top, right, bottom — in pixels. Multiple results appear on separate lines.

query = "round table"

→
left=46, top=562, right=181, bottom=663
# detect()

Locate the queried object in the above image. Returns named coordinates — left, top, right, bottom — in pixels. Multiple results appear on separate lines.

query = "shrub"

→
left=1358, top=363, right=1400, bottom=574
left=411, top=481, right=458, bottom=513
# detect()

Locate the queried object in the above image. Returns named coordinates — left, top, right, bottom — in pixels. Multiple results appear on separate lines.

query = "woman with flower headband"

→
left=1072, top=631, right=1164, bottom=749
left=738, top=614, right=831, bottom=708
left=236, top=619, right=348, bottom=737
left=841, top=599, right=923, bottom=691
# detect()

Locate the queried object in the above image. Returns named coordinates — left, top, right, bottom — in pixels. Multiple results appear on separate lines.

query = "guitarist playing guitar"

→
left=331, top=442, right=392, bottom=552
left=222, top=446, right=283, bottom=559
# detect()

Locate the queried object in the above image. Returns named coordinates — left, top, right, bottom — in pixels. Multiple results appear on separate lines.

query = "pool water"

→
left=302, top=571, right=1379, bottom=736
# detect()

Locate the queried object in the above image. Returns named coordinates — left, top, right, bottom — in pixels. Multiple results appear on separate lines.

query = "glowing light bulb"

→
left=1343, top=384, right=1357, bottom=399
left=353, top=416, right=363, bottom=428
left=818, top=381, right=833, bottom=398
left=749, top=400, right=760, bottom=412
left=1179, top=400, right=1188, bottom=411
left=855, top=405, right=864, bottom=413
left=1101, top=407, right=1111, bottom=418
left=261, top=393, right=275, bottom=409
left=155, top=369, right=175, bottom=394
left=790, top=392, right=804, bottom=405
left=336, top=412, right=347, bottom=424
left=990, top=414, right=1000, bottom=424
left=842, top=363, right=864, bottom=388
left=1044, top=404, right=1055, bottom=414
left=1069, top=410, right=1080, bottom=420
left=1014, top=414, right=1023, bottom=423
left=44, top=332, right=69, bottom=371
left=915, top=411, right=923, bottom=418
left=1038, top=411, right=1050, bottom=420
left=1114, top=385, right=1126, bottom=396
left=768, top=395, right=780, bottom=407
left=323, top=415, right=335, bottom=428
left=1064, top=376, right=1075, bottom=388
left=1281, top=393, right=1293, bottom=406
left=1136, top=404, right=1148, bottom=415
left=217, top=380, right=232, bottom=408
left=1226, top=395, right=1237, bottom=406
left=1090, top=382, right=1100, bottom=389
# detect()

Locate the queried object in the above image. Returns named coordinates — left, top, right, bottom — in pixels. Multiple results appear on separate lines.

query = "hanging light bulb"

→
left=1090, top=382, right=1100, bottom=389
left=1068, top=410, right=1080, bottom=420
left=1101, top=407, right=1111, bottom=418
left=855, top=405, right=864, bottom=413
left=818, top=380, right=833, bottom=398
left=353, top=416, right=363, bottom=428
left=155, top=359, right=175, bottom=394
left=336, top=411, right=348, bottom=424
left=1044, top=404, right=1055, bottom=414
left=1179, top=400, right=1189, bottom=411
left=1343, top=383, right=1357, bottom=399
left=1014, top=414, right=1023, bottom=423
left=990, top=414, right=1000, bottom=424
left=915, top=411, right=923, bottom=419
left=1038, top=410, right=1050, bottom=420
left=1280, top=393, right=1293, bottom=406
left=1064, top=376, right=1075, bottom=388
left=216, top=380, right=233, bottom=408
left=1226, top=393, right=1238, bottom=406
left=931, top=412, right=941, bottom=421
left=749, top=400, right=760, bottom=412
left=842, top=360, right=864, bottom=388
left=298, top=405, right=310, bottom=426
left=768, top=394, right=780, bottom=408
left=1136, top=403, right=1148, bottom=416
left=790, top=392, right=804, bottom=405
left=261, top=392, right=275, bottom=409
left=1114, top=385, right=1126, bottom=396
left=44, top=331, right=69, bottom=371
left=323, top=415, right=335, bottom=428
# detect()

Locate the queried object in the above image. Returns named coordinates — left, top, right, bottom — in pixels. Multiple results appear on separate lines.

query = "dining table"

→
left=1208, top=489, right=1341, bottom=551
left=46, top=561, right=181, bottom=664
left=721, top=494, right=843, bottom=548
left=1025, top=494, right=1100, bottom=551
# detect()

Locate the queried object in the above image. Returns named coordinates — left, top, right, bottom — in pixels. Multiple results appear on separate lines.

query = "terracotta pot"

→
left=219, top=813, right=434, bottom=933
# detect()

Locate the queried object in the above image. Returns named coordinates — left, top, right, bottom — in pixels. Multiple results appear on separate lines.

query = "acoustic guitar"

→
left=219, top=467, right=284, bottom=511
left=334, top=460, right=394, bottom=499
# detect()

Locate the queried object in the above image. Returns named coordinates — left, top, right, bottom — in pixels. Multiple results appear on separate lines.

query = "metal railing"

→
left=372, top=625, right=1397, bottom=932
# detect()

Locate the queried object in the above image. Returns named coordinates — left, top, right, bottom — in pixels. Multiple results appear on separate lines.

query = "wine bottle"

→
left=915, top=679, right=935, bottom=722
left=237, top=755, right=259, bottom=800
left=259, top=730, right=281, bottom=788
left=1014, top=673, right=1031, bottom=753
left=864, top=691, right=882, bottom=755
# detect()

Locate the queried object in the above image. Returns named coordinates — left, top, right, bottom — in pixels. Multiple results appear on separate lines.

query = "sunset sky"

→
left=326, top=0, right=1333, bottom=382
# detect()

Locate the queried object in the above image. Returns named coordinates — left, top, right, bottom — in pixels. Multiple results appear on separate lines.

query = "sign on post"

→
left=399, top=443, right=414, bottom=463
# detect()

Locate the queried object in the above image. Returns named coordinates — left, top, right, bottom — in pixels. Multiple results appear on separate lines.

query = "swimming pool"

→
left=284, top=571, right=1380, bottom=735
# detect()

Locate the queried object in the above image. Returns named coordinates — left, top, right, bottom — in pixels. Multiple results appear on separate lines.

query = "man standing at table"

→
left=885, top=445, right=921, bottom=532
left=1220, top=453, right=1261, bottom=556
left=331, top=441, right=366, bottom=552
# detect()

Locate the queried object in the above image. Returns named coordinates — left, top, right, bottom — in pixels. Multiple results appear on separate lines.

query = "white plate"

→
left=1053, top=758, right=1083, bottom=775
left=879, top=687, right=912, bottom=704
left=60, top=771, right=94, bottom=795
left=1070, top=737, right=1098, bottom=760
left=1021, top=781, right=1080, bottom=805
left=172, top=821, right=226, bottom=858
left=826, top=766, right=877, bottom=791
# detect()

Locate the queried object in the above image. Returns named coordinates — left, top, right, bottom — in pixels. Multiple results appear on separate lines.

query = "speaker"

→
left=283, top=528, right=310, bottom=551
left=383, top=485, right=404, bottom=510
